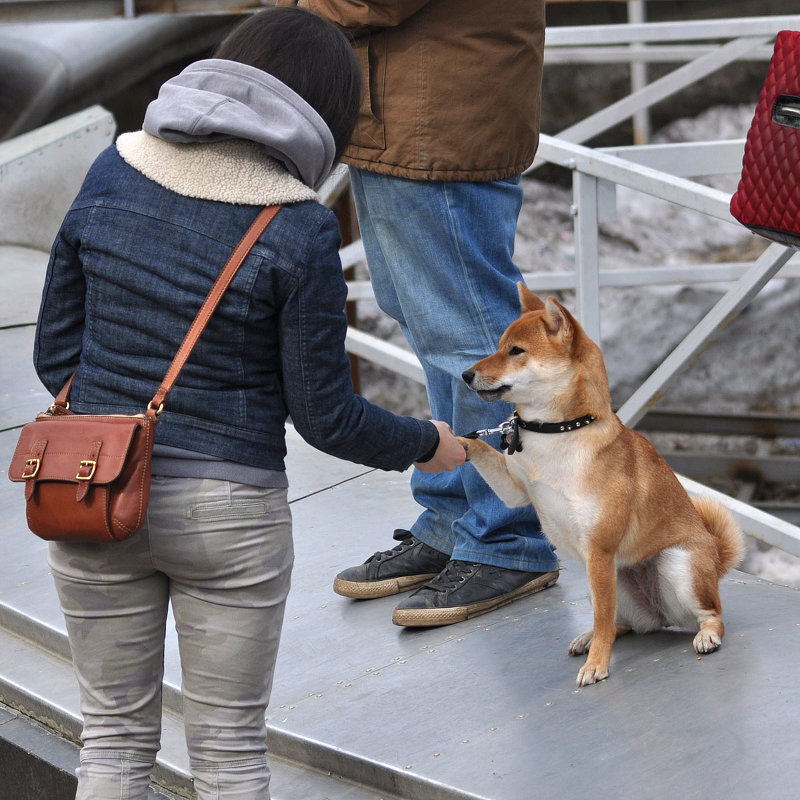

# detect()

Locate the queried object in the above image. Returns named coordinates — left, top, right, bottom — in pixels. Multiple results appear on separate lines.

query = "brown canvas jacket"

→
left=279, top=0, right=546, bottom=181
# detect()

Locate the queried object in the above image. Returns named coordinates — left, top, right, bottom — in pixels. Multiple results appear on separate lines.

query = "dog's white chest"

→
left=530, top=483, right=597, bottom=560
left=512, top=440, right=598, bottom=560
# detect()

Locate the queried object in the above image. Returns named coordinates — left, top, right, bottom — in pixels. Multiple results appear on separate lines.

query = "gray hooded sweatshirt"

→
left=142, top=58, right=336, bottom=190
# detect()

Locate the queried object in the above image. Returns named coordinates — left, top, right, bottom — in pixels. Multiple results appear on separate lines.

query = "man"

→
left=281, top=0, right=560, bottom=626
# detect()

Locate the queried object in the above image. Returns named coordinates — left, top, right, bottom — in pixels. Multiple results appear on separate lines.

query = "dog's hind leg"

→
left=694, top=608, right=725, bottom=653
left=568, top=629, right=593, bottom=656
left=692, top=573, right=725, bottom=653
left=659, top=545, right=725, bottom=653
left=569, top=622, right=631, bottom=657
left=614, top=559, right=669, bottom=635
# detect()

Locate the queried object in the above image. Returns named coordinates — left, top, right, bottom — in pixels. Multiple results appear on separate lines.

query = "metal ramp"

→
left=0, top=14, right=236, bottom=141
left=2, top=107, right=800, bottom=800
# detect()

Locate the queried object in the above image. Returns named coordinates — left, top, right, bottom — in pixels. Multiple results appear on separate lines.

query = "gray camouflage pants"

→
left=48, top=476, right=294, bottom=799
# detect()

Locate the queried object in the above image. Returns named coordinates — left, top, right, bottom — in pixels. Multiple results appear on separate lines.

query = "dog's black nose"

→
left=462, top=370, right=475, bottom=385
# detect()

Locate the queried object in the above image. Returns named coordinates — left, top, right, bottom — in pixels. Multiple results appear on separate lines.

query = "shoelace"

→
left=367, top=530, right=415, bottom=563
left=426, top=560, right=480, bottom=592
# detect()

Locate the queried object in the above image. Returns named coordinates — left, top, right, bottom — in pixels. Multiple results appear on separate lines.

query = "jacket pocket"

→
left=350, top=34, right=386, bottom=151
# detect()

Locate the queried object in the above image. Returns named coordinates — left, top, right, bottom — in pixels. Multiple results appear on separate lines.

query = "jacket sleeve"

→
left=33, top=215, right=87, bottom=397
left=278, top=211, right=438, bottom=471
left=278, top=0, right=430, bottom=32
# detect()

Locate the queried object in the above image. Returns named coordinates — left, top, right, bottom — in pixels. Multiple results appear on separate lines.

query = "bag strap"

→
left=51, top=205, right=281, bottom=417
left=147, top=204, right=281, bottom=418
left=51, top=373, right=76, bottom=410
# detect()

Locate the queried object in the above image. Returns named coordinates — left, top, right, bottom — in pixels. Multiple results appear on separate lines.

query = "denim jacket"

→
left=33, top=142, right=437, bottom=473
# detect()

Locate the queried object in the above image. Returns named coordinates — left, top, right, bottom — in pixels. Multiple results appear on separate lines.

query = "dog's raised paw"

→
left=693, top=629, right=722, bottom=653
left=568, top=630, right=593, bottom=656
left=456, top=436, right=495, bottom=462
left=576, top=661, right=609, bottom=687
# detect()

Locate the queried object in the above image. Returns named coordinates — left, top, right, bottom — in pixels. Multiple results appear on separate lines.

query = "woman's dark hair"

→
left=214, top=7, right=362, bottom=163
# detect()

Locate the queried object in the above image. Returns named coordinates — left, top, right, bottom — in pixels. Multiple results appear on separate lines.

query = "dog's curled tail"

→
left=692, top=495, right=745, bottom=574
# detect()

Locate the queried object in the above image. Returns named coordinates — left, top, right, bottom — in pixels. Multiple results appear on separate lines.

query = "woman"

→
left=33, top=8, right=465, bottom=798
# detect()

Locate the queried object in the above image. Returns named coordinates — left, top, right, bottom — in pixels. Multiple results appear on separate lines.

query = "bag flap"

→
left=9, top=414, right=149, bottom=485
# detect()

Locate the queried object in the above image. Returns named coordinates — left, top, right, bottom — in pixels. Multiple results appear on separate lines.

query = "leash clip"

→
left=462, top=417, right=516, bottom=440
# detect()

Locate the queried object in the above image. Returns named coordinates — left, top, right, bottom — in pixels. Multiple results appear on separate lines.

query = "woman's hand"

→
left=414, top=420, right=467, bottom=473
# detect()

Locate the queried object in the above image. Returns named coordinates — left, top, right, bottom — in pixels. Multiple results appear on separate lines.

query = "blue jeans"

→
left=349, top=169, right=558, bottom=572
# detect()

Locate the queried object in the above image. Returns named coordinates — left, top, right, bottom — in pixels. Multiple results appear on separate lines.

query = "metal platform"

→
left=3, top=363, right=800, bottom=799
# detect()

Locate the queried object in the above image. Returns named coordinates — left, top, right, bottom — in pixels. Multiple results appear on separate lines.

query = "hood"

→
left=142, top=58, right=335, bottom=190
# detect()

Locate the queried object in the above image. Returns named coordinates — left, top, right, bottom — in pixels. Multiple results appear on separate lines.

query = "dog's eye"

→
left=509, top=346, right=525, bottom=356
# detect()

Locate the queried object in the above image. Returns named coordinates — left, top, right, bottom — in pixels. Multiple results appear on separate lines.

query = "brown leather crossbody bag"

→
left=8, top=205, right=280, bottom=543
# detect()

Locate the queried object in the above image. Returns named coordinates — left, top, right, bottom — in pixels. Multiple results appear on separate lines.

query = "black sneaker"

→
left=333, top=529, right=451, bottom=599
left=391, top=560, right=559, bottom=627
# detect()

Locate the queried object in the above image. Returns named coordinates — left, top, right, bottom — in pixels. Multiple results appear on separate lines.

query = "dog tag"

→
left=501, top=418, right=523, bottom=454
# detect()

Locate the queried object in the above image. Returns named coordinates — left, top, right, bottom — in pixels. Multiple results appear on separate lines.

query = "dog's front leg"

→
left=576, top=547, right=618, bottom=687
left=457, top=437, right=531, bottom=507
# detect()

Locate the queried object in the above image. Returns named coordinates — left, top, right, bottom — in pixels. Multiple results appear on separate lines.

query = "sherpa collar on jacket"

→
left=141, top=58, right=335, bottom=190
left=116, top=132, right=318, bottom=206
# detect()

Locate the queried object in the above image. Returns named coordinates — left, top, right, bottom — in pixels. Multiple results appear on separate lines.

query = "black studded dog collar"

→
left=462, top=412, right=597, bottom=455
left=502, top=412, right=597, bottom=454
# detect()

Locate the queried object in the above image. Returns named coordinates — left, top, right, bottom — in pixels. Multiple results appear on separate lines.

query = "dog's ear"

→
left=543, top=297, right=573, bottom=339
left=518, top=282, right=545, bottom=314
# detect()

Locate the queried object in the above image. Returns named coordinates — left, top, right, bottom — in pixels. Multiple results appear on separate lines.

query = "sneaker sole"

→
left=333, top=572, right=440, bottom=599
left=391, top=570, right=560, bottom=627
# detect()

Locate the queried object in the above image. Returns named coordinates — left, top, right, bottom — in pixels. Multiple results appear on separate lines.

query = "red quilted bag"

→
left=730, top=30, right=800, bottom=248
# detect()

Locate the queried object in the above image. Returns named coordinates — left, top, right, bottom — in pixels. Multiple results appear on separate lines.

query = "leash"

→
left=462, top=412, right=596, bottom=455
left=460, top=418, right=517, bottom=441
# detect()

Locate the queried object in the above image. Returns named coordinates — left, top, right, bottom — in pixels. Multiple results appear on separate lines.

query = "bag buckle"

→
left=773, top=94, right=800, bottom=130
left=22, top=458, right=41, bottom=479
left=76, top=460, right=97, bottom=481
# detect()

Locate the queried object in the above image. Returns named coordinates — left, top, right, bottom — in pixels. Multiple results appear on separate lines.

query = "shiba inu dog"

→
left=459, top=283, right=744, bottom=686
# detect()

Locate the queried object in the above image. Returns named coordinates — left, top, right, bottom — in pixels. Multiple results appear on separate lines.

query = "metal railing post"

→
left=628, top=0, right=649, bottom=144
left=572, top=170, right=602, bottom=343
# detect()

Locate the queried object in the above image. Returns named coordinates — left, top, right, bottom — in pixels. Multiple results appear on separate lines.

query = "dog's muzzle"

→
left=462, top=370, right=509, bottom=402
